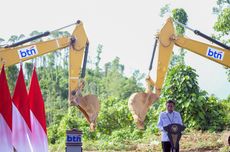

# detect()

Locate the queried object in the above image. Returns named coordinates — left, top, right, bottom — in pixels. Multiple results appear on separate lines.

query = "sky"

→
left=0, top=0, right=229, bottom=99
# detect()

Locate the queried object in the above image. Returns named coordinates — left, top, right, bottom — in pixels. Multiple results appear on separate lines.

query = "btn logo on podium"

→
left=66, top=134, right=82, bottom=143
left=66, top=129, right=83, bottom=152
left=66, top=129, right=83, bottom=148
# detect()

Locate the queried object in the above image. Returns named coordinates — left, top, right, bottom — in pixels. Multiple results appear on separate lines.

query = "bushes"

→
left=47, top=63, right=229, bottom=151
left=97, top=97, right=134, bottom=135
left=161, top=64, right=230, bottom=131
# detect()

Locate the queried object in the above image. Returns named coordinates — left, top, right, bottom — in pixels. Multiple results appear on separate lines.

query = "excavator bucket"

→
left=69, top=81, right=100, bottom=131
left=128, top=91, right=158, bottom=129
left=69, top=93, right=100, bottom=131
left=128, top=75, right=159, bottom=129
left=128, top=18, right=174, bottom=129
left=68, top=22, right=100, bottom=131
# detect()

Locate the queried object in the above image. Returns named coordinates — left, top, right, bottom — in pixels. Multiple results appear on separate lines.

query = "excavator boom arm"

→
left=0, top=37, right=69, bottom=67
left=0, top=21, right=89, bottom=98
left=175, top=36, right=230, bottom=67
left=130, top=17, right=230, bottom=130
left=152, top=18, right=230, bottom=93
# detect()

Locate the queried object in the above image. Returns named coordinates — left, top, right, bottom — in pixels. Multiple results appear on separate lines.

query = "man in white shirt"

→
left=157, top=100, right=183, bottom=152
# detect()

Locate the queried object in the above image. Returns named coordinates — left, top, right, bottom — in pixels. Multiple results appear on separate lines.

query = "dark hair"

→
left=166, top=100, right=175, bottom=105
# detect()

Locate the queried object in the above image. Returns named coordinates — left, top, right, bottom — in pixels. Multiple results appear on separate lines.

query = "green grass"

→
left=49, top=130, right=230, bottom=152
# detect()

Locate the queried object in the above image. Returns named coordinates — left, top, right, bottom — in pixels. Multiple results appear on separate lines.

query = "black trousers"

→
left=162, top=141, right=179, bottom=152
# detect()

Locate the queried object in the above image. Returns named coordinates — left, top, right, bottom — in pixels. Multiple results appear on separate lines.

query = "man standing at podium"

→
left=157, top=100, right=183, bottom=152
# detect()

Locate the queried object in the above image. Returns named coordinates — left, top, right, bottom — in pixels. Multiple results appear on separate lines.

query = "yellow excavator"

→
left=0, top=21, right=100, bottom=131
left=128, top=17, right=230, bottom=129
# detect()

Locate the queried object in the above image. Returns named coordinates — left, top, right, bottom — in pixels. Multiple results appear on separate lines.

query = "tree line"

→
left=1, top=1, right=229, bottom=150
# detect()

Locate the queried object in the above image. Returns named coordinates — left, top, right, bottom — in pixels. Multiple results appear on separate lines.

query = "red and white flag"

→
left=12, top=65, right=33, bottom=152
left=0, top=65, right=13, bottom=152
left=29, top=67, right=48, bottom=152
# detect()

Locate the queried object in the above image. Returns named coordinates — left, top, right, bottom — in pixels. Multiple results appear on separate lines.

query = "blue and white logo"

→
left=206, top=47, right=224, bottom=61
left=18, top=45, right=38, bottom=59
left=66, top=134, right=82, bottom=143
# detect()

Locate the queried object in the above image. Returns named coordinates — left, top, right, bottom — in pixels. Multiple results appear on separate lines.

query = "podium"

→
left=66, top=128, right=83, bottom=152
left=163, top=123, right=185, bottom=151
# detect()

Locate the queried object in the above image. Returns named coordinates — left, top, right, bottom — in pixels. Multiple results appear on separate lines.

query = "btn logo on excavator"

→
left=18, top=45, right=38, bottom=59
left=207, top=47, right=224, bottom=60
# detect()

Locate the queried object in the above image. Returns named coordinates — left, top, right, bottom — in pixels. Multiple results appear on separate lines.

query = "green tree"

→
left=95, top=44, right=103, bottom=70
left=213, top=0, right=230, bottom=81
left=97, top=97, right=134, bottom=135
left=100, top=57, right=143, bottom=99
left=8, top=35, right=19, bottom=43
left=159, top=6, right=188, bottom=66
left=172, top=8, right=188, bottom=35
left=161, top=64, right=201, bottom=127
left=5, top=66, right=19, bottom=93
left=205, top=96, right=230, bottom=131
left=160, top=64, right=228, bottom=130
left=0, top=38, right=5, bottom=46
left=227, top=70, right=230, bottom=82
left=5, top=33, right=27, bottom=92
left=214, top=8, right=230, bottom=35
left=159, top=4, right=170, bottom=17
left=170, top=8, right=188, bottom=66
left=84, top=55, right=144, bottom=100
left=213, top=0, right=230, bottom=14
left=24, top=62, right=33, bottom=85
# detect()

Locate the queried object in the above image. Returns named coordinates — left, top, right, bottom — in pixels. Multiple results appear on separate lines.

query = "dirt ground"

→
left=84, top=131, right=230, bottom=152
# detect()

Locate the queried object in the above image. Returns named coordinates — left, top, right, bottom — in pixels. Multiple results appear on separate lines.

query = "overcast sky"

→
left=0, top=0, right=229, bottom=99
